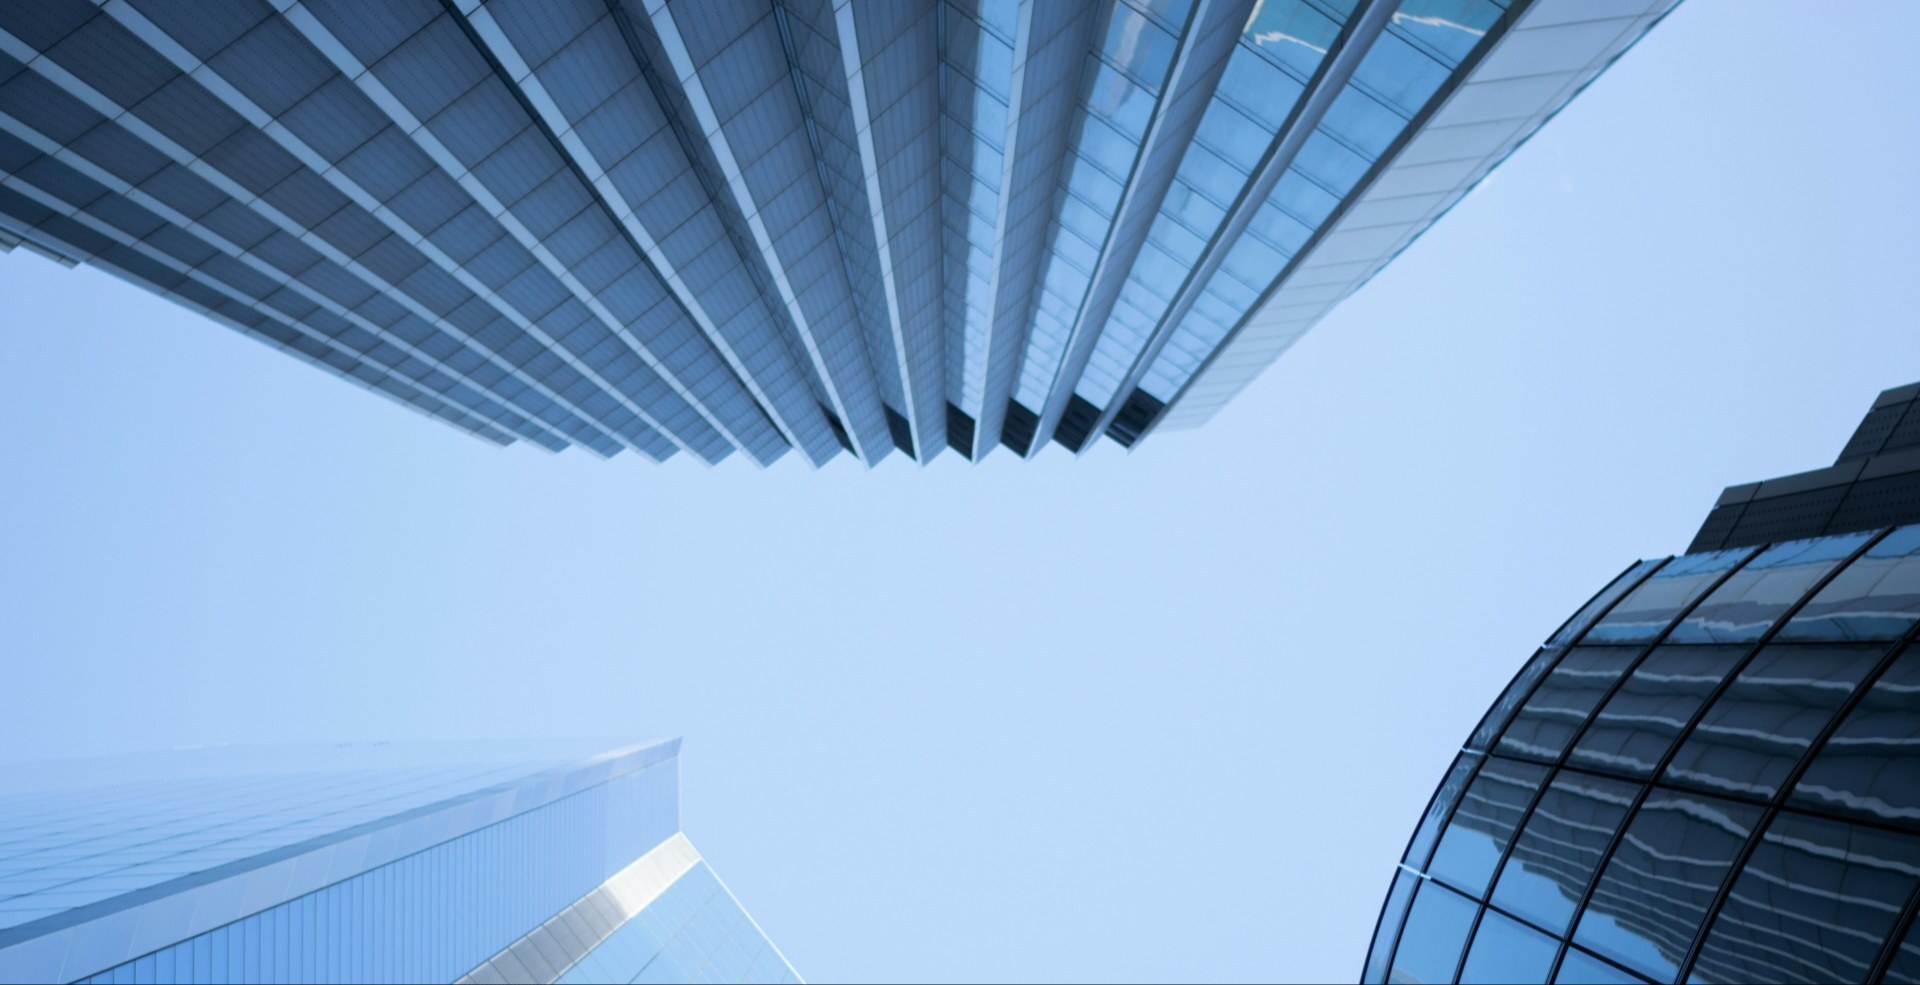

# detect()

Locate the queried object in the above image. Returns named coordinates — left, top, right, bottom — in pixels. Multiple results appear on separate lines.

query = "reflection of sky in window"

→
left=0, top=742, right=607, bottom=929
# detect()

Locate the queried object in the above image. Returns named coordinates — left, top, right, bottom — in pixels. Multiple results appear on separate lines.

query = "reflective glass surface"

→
left=1790, top=645, right=1920, bottom=830
left=1427, top=759, right=1549, bottom=898
left=1582, top=549, right=1752, bottom=645
left=1370, top=527, right=1920, bottom=985
left=1574, top=792, right=1762, bottom=982
left=1665, top=534, right=1870, bottom=644
left=0, top=0, right=1661, bottom=460
left=1690, top=811, right=1920, bottom=984
left=1778, top=526, right=1920, bottom=643
left=1497, top=647, right=1641, bottom=762
left=1490, top=772, right=1637, bottom=934
left=1389, top=880, right=1478, bottom=985
left=1567, top=646, right=1745, bottom=779
left=1662, top=644, right=1883, bottom=800
left=1459, top=909, right=1558, bottom=984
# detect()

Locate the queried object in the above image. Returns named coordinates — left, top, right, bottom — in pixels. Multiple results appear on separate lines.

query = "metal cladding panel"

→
left=0, top=0, right=1674, bottom=464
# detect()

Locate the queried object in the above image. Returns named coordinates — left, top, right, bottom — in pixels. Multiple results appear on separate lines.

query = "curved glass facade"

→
left=1367, top=527, right=1920, bottom=984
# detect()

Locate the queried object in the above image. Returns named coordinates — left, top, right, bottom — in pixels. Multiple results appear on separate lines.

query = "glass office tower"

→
left=0, top=0, right=1673, bottom=464
left=1366, top=383, right=1920, bottom=985
left=0, top=740, right=800, bottom=984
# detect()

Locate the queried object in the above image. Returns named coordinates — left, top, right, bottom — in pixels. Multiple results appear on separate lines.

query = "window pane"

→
left=1690, top=812, right=1920, bottom=984
left=1778, top=526, right=1920, bottom=643
left=1460, top=909, right=1558, bottom=984
left=1789, top=646, right=1920, bottom=830
left=1427, top=759, right=1550, bottom=897
left=1497, top=648, right=1641, bottom=762
left=1363, top=870, right=1419, bottom=985
left=1666, top=534, right=1870, bottom=644
left=1405, top=754, right=1482, bottom=869
left=1567, top=646, right=1747, bottom=779
left=1884, top=912, right=1920, bottom=985
left=1490, top=772, right=1639, bottom=934
left=1573, top=792, right=1763, bottom=983
left=1469, top=648, right=1565, bottom=752
left=1583, top=549, right=1751, bottom=645
left=1553, top=948, right=1645, bottom=984
left=1389, top=881, right=1479, bottom=985
left=1550, top=559, right=1665, bottom=647
left=1663, top=644, right=1884, bottom=800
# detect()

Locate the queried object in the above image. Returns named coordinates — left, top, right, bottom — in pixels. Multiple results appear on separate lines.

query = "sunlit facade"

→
left=1367, top=383, right=1920, bottom=984
left=0, top=0, right=1672, bottom=464
left=0, top=741, right=798, bottom=984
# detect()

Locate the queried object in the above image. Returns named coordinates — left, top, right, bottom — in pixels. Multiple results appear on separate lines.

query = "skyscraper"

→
left=0, top=740, right=799, bottom=984
left=1366, top=382, right=1920, bottom=984
left=0, top=0, right=1674, bottom=465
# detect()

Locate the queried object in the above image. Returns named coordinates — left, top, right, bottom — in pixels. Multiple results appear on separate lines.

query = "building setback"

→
left=0, top=0, right=1673, bottom=464
left=1367, top=382, right=1920, bottom=984
left=0, top=740, right=798, bottom=984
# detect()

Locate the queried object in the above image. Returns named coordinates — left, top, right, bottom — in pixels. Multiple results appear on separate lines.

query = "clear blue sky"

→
left=2, top=2, right=1918, bottom=982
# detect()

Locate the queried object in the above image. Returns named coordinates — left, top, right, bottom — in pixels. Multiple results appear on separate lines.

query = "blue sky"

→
left=2, top=2, right=1919, bottom=982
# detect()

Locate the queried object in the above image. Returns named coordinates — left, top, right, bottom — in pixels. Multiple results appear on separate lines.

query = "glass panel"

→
left=1427, top=759, right=1550, bottom=897
left=1364, top=869, right=1420, bottom=985
left=1460, top=909, right=1558, bottom=984
left=1583, top=549, right=1752, bottom=645
left=1469, top=648, right=1566, bottom=752
left=1790, top=646, right=1920, bottom=830
left=1497, top=648, right=1641, bottom=763
left=1405, top=754, right=1482, bottom=869
left=1490, top=772, right=1639, bottom=935
left=1573, top=792, right=1764, bottom=983
left=1663, top=644, right=1884, bottom=800
left=1666, top=534, right=1871, bottom=644
left=1550, top=560, right=1666, bottom=647
left=1884, top=912, right=1920, bottom=985
left=1690, top=812, right=1920, bottom=984
left=1389, top=880, right=1479, bottom=985
left=1553, top=948, right=1645, bottom=985
left=1777, top=526, right=1920, bottom=643
left=1566, top=646, right=1747, bottom=779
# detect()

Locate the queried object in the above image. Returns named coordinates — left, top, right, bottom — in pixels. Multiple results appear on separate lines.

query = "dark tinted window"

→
left=1573, top=792, right=1763, bottom=982
left=1666, top=534, right=1869, bottom=644
left=1885, top=912, right=1920, bottom=985
left=1490, top=772, right=1639, bottom=934
left=1790, top=647, right=1920, bottom=830
left=1662, top=644, right=1883, bottom=800
left=1550, top=559, right=1665, bottom=647
left=1459, top=909, right=1557, bottom=984
left=1567, top=646, right=1746, bottom=778
left=1777, top=525, right=1920, bottom=643
left=1691, top=811, right=1920, bottom=984
left=1497, top=648, right=1641, bottom=762
left=1469, top=648, right=1565, bottom=752
left=1428, top=760, right=1550, bottom=897
left=1583, top=549, right=1751, bottom=645
left=1389, top=881, right=1478, bottom=985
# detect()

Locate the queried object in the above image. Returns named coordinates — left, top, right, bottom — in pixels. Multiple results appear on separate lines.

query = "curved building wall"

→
left=1366, top=526, right=1920, bottom=984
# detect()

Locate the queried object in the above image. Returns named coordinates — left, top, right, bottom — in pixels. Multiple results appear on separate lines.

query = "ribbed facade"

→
left=1367, top=385, right=1920, bottom=985
left=0, top=741, right=797, bottom=985
left=0, top=0, right=1672, bottom=464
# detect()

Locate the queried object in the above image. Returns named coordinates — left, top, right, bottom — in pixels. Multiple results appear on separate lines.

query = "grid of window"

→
left=0, top=0, right=1669, bottom=462
left=1367, top=526, right=1920, bottom=984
